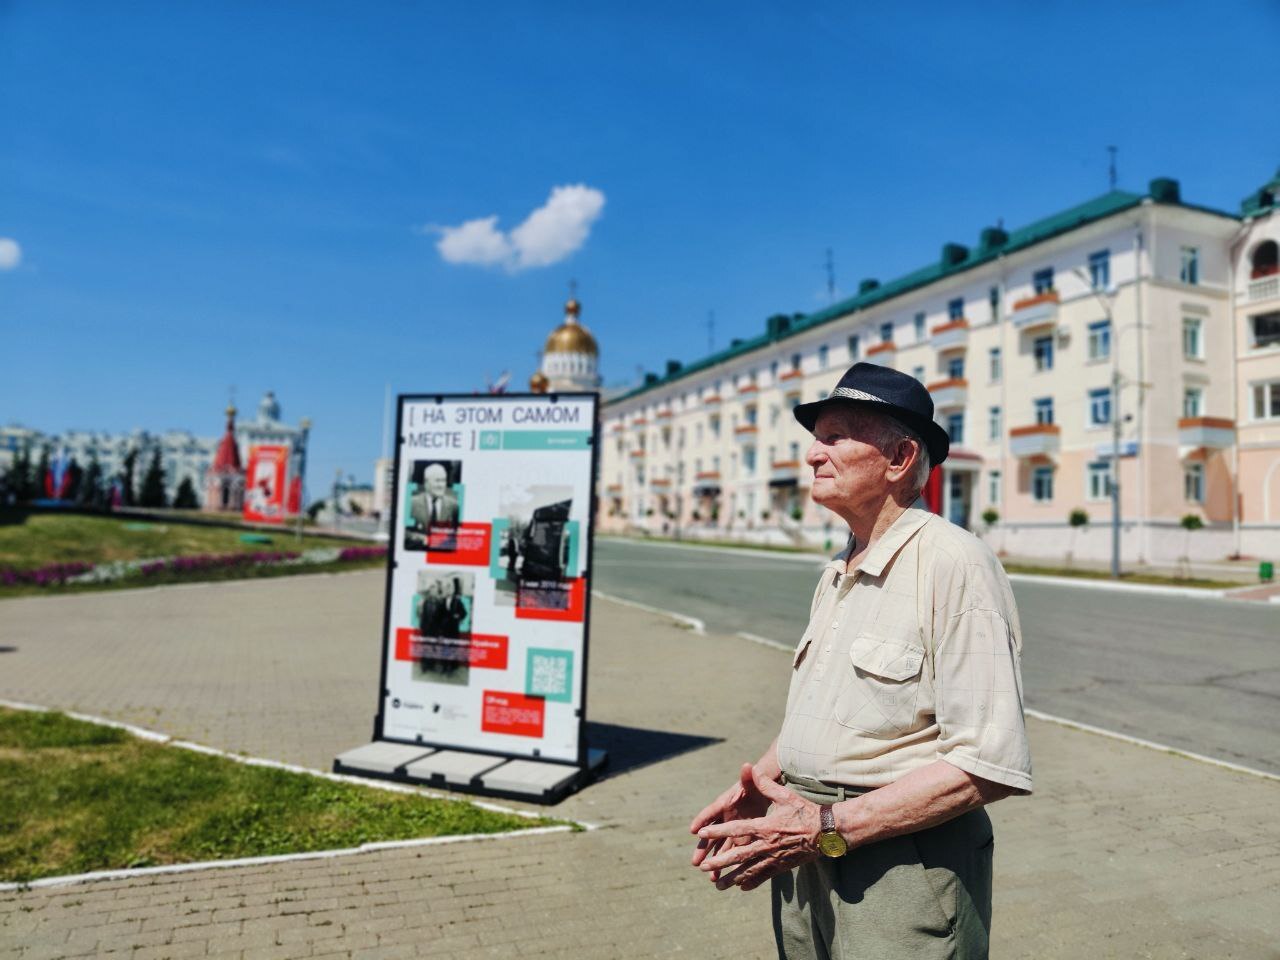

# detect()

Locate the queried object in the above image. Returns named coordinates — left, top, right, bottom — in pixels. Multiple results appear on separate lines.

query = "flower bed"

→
left=0, top=561, right=95, bottom=587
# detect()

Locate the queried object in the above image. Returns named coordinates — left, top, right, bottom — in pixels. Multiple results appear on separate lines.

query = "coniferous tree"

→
left=173, top=476, right=199, bottom=509
left=79, top=454, right=104, bottom=510
left=8, top=444, right=33, bottom=501
left=139, top=448, right=167, bottom=507
left=120, top=448, right=139, bottom=506
left=34, top=444, right=51, bottom=499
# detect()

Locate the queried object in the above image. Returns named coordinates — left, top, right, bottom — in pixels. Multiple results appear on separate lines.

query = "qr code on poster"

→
left=529, top=651, right=569, bottom=698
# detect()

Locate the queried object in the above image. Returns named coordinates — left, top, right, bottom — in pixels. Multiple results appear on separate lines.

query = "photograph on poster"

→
left=495, top=484, right=574, bottom=612
left=409, top=569, right=474, bottom=686
left=404, top=459, right=462, bottom=552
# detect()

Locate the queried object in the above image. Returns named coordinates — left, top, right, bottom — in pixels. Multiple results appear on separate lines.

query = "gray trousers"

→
left=771, top=807, right=994, bottom=960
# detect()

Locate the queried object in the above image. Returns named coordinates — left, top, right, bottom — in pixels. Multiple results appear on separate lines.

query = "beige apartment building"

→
left=597, top=169, right=1280, bottom=565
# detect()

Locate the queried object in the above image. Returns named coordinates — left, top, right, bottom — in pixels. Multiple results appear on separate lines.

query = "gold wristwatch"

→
left=817, top=804, right=848, bottom=857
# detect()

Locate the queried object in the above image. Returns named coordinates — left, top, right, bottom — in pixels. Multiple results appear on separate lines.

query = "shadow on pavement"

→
left=585, top=720, right=722, bottom=779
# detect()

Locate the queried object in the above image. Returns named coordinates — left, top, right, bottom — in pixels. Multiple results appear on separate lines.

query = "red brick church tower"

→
left=204, top=405, right=245, bottom=512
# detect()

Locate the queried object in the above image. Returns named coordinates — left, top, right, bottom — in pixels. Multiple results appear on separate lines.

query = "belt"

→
left=780, top=772, right=869, bottom=804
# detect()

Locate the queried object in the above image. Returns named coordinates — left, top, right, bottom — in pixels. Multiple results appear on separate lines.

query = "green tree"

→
left=138, top=448, right=167, bottom=507
left=173, top=476, right=199, bottom=509
left=78, top=454, right=105, bottom=510
left=34, top=444, right=51, bottom=499
left=981, top=507, right=999, bottom=529
left=1178, top=514, right=1204, bottom=579
left=1066, top=509, right=1089, bottom=567
left=120, top=448, right=139, bottom=506
left=7, top=443, right=34, bottom=501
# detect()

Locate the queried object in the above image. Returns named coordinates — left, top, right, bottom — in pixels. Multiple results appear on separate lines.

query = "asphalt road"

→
left=592, top=537, right=1280, bottom=776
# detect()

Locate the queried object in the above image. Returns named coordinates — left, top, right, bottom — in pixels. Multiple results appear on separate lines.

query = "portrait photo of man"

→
left=403, top=459, right=461, bottom=552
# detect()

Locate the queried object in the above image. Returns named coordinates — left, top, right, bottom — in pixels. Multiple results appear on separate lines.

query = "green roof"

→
left=611, top=184, right=1237, bottom=406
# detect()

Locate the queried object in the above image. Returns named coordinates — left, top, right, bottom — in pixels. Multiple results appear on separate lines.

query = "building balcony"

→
left=1011, top=291, right=1060, bottom=331
left=737, top=383, right=759, bottom=395
left=1248, top=275, right=1280, bottom=304
left=930, top=319, right=969, bottom=351
left=927, top=378, right=968, bottom=410
left=650, top=477, right=672, bottom=489
left=733, top=424, right=759, bottom=440
left=703, top=394, right=722, bottom=406
left=631, top=418, right=647, bottom=429
left=605, top=483, right=623, bottom=494
left=694, top=471, right=721, bottom=481
left=629, top=449, right=646, bottom=459
left=1178, top=416, right=1234, bottom=450
left=779, top=368, right=804, bottom=382
left=770, top=459, right=801, bottom=486
left=866, top=341, right=896, bottom=358
left=655, top=409, right=673, bottom=420
left=1009, top=423, right=1061, bottom=458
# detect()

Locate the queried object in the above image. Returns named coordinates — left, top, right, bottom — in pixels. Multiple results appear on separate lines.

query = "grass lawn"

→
left=0, top=509, right=360, bottom=572
left=0, top=708, right=562, bottom=884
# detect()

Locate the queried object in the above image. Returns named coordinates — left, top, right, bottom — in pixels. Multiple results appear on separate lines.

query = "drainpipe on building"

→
left=1134, top=211, right=1149, bottom=566
left=997, top=255, right=1009, bottom=558
left=1227, top=218, right=1251, bottom=558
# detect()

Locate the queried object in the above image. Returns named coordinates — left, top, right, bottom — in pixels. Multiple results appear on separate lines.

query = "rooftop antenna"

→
left=824, top=248, right=836, bottom=302
left=1107, top=146, right=1118, bottom=190
left=707, top=310, right=716, bottom=353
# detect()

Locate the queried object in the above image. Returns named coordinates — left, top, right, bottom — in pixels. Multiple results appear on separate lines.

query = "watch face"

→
left=818, top=832, right=848, bottom=858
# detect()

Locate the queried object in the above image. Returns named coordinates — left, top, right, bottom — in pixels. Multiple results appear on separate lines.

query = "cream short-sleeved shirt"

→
left=776, top=498, right=1033, bottom=793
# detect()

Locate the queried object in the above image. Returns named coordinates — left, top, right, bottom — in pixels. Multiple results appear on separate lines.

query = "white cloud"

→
left=0, top=238, right=21, bottom=271
left=430, top=184, right=605, bottom=272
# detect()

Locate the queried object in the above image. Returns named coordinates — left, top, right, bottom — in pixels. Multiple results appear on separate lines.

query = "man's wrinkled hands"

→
left=692, top=765, right=824, bottom=892
left=689, top=763, right=772, bottom=880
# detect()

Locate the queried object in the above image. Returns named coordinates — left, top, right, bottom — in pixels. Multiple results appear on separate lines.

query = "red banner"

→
left=243, top=444, right=290, bottom=524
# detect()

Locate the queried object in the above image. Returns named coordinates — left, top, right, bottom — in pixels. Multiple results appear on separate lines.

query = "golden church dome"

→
left=543, top=298, right=599, bottom=356
left=529, top=371, right=550, bottom=393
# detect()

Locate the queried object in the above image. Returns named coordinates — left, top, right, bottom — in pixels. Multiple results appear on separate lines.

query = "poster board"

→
left=374, top=392, right=598, bottom=766
left=243, top=444, right=290, bottom=524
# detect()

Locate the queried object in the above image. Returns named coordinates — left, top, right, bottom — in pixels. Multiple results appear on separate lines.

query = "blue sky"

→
left=3, top=1, right=1278, bottom=489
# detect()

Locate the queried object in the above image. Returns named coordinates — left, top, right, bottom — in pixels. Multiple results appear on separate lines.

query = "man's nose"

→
left=805, top=440, right=824, bottom=467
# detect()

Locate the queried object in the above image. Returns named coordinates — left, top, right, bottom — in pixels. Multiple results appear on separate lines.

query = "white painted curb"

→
left=591, top=589, right=706, bottom=633
left=1005, top=573, right=1229, bottom=599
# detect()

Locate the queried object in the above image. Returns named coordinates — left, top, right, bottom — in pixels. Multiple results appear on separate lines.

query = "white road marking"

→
left=735, top=631, right=793, bottom=652
left=591, top=590, right=706, bottom=634
left=0, top=699, right=595, bottom=890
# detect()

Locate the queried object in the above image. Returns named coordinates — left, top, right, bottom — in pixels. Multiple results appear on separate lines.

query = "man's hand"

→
left=695, top=766, right=823, bottom=892
left=689, top=763, right=773, bottom=879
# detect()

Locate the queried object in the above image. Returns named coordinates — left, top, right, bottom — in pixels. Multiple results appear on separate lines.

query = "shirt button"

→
left=831, top=623, right=839, bottom=630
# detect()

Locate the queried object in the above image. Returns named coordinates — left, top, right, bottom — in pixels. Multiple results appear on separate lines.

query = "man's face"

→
left=806, top=408, right=893, bottom=515
left=424, top=467, right=447, bottom=497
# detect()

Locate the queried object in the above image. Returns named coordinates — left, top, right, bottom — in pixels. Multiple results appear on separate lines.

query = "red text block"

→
left=514, top=577, right=586, bottom=622
left=481, top=690, right=545, bottom=738
left=426, top=523, right=491, bottom=566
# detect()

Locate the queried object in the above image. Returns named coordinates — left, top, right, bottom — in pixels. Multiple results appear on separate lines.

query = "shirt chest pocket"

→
left=833, top=633, right=926, bottom=738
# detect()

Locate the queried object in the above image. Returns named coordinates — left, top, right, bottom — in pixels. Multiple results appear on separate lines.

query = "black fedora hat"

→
left=793, top=362, right=950, bottom=465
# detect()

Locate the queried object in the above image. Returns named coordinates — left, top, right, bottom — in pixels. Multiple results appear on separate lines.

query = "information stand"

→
left=333, top=393, right=605, bottom=804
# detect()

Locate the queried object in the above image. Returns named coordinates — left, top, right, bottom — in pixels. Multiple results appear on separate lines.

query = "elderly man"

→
left=410, top=463, right=459, bottom=530
left=691, top=363, right=1031, bottom=960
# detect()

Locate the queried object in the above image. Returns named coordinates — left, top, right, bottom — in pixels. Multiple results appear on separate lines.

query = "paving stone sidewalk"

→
left=1, top=571, right=1277, bottom=959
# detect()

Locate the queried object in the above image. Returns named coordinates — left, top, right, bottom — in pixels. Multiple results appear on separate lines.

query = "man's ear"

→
left=885, top=438, right=918, bottom=484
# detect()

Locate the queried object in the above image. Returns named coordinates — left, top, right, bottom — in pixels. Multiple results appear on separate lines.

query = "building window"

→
left=1087, top=320, right=1111, bottom=361
left=1183, top=387, right=1203, bottom=418
left=1034, top=397, right=1054, bottom=425
left=789, top=441, right=800, bottom=460
left=947, top=298, right=964, bottom=321
left=848, top=334, right=860, bottom=360
left=1033, top=335, right=1055, bottom=371
left=712, top=455, right=720, bottom=473
left=1088, top=387, right=1112, bottom=427
left=1183, top=317, right=1203, bottom=359
left=1180, top=246, right=1199, bottom=285
left=770, top=360, right=778, bottom=380
left=879, top=322, right=893, bottom=344
left=989, top=286, right=1000, bottom=322
left=1088, top=250, right=1110, bottom=290
left=1087, top=461, right=1112, bottom=502
left=710, top=417, right=721, bottom=438
left=1032, top=466, right=1054, bottom=502
left=947, top=356, right=965, bottom=380
left=988, top=406, right=1001, bottom=442
left=914, top=312, right=926, bottom=341
left=989, top=347, right=1002, bottom=383
left=743, top=447, right=756, bottom=476
left=1252, top=380, right=1280, bottom=420
left=988, top=470, right=1001, bottom=504
left=1251, top=311, right=1280, bottom=349
left=1033, top=267, right=1055, bottom=295
left=791, top=353, right=802, bottom=371
left=945, top=413, right=964, bottom=445
left=818, top=345, right=829, bottom=369
left=1184, top=463, right=1204, bottom=503
left=695, top=423, right=703, bottom=445
left=912, top=365, right=925, bottom=382
left=745, top=405, right=757, bottom=425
